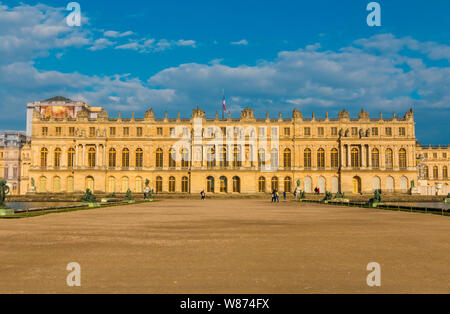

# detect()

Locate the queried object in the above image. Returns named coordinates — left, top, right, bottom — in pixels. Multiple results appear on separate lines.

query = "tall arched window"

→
left=181, top=149, right=190, bottom=168
left=258, top=149, right=266, bottom=169
left=68, top=148, right=75, bottom=168
left=233, top=146, right=241, bottom=168
left=371, top=148, right=380, bottom=169
left=220, top=176, right=227, bottom=193
left=385, top=149, right=393, bottom=169
left=182, top=176, right=189, bottom=193
left=122, top=148, right=129, bottom=168
left=271, top=149, right=278, bottom=169
left=443, top=166, right=448, bottom=179
left=207, top=176, right=214, bottom=193
left=88, top=147, right=96, bottom=168
left=284, top=149, right=292, bottom=168
left=220, top=146, right=228, bottom=168
left=271, top=177, right=279, bottom=191
left=207, top=147, right=216, bottom=168
left=135, top=148, right=143, bottom=168
left=317, top=148, right=325, bottom=169
left=156, top=176, right=163, bottom=193
left=399, top=148, right=407, bottom=169
left=331, top=148, right=339, bottom=168
left=169, top=176, right=176, bottom=193
left=351, top=147, right=360, bottom=168
left=258, top=176, right=266, bottom=193
left=433, top=166, right=439, bottom=179
left=304, top=149, right=311, bottom=169
left=156, top=148, right=163, bottom=168
left=54, top=148, right=61, bottom=168
left=169, top=148, right=176, bottom=168
left=109, top=149, right=116, bottom=168
left=40, top=148, right=48, bottom=167
left=284, top=176, right=292, bottom=192
left=423, top=166, right=429, bottom=179
left=232, top=176, right=241, bottom=193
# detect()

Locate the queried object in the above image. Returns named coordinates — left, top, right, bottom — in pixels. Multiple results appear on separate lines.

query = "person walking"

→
left=283, top=191, right=286, bottom=201
left=200, top=190, right=206, bottom=200
left=276, top=190, right=280, bottom=203
left=271, top=190, right=275, bottom=203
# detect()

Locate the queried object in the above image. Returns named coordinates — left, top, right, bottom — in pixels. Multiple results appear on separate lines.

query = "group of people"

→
left=314, top=187, right=321, bottom=194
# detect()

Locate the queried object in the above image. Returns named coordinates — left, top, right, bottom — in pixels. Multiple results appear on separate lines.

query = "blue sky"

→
left=0, top=0, right=449, bottom=144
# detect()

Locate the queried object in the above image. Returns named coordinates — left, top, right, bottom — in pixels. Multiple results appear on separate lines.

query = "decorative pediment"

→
left=240, top=106, right=255, bottom=121
left=144, top=108, right=155, bottom=120
left=338, top=109, right=350, bottom=121
left=292, top=108, right=303, bottom=120
left=192, top=106, right=205, bottom=119
left=358, top=109, right=369, bottom=121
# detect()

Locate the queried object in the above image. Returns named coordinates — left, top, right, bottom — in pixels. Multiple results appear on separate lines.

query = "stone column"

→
left=347, top=145, right=351, bottom=168
left=368, top=145, right=372, bottom=168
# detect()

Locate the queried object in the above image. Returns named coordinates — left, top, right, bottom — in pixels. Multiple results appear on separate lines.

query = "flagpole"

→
left=222, top=89, right=225, bottom=120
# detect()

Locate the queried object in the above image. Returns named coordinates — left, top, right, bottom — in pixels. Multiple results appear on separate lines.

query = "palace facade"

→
left=16, top=96, right=448, bottom=196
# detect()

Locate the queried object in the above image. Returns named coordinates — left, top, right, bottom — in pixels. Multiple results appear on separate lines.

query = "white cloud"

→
left=104, top=30, right=134, bottom=38
left=231, top=39, right=249, bottom=46
left=89, top=38, right=115, bottom=51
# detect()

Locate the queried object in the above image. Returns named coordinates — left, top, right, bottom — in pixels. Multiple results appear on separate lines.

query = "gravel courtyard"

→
left=0, top=199, right=449, bottom=294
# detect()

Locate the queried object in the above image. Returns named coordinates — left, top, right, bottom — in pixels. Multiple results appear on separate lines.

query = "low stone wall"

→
left=6, top=192, right=446, bottom=202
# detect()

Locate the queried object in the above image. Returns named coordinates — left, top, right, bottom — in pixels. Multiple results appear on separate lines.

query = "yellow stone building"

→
left=18, top=96, right=447, bottom=196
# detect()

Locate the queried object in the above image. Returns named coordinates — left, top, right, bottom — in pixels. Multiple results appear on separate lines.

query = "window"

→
left=399, top=127, right=406, bottom=136
left=54, top=148, right=61, bottom=168
left=371, top=127, right=378, bottom=136
left=317, top=148, right=325, bottom=169
left=331, top=127, right=337, bottom=136
left=433, top=166, right=439, bottom=179
left=137, top=127, right=143, bottom=137
left=207, top=147, right=216, bottom=168
left=284, top=128, right=290, bottom=136
left=304, top=127, right=311, bottom=136
left=156, top=177, right=163, bottom=193
left=110, top=127, right=116, bottom=136
left=42, top=127, right=48, bottom=136
left=169, top=148, right=176, bottom=168
left=351, top=148, right=360, bottom=168
left=220, top=146, right=228, bottom=168
left=88, top=147, right=96, bottom=168
left=170, top=127, right=175, bottom=136
left=169, top=177, right=176, bottom=193
left=351, top=127, right=358, bottom=136
left=56, top=127, right=62, bottom=136
left=284, top=177, right=292, bottom=193
left=156, top=148, right=163, bottom=168
left=258, top=149, right=266, bottom=169
left=207, top=176, right=214, bottom=193
left=220, top=176, right=227, bottom=193
left=304, top=149, right=312, bottom=168
left=157, top=127, right=163, bottom=136
left=283, top=149, right=292, bottom=168
left=433, top=153, right=438, bottom=159
left=258, top=176, right=266, bottom=193
left=181, top=149, right=190, bottom=168
left=40, top=148, right=48, bottom=167
left=385, top=149, right=393, bottom=169
left=372, top=149, right=380, bottom=169
left=318, top=127, right=324, bottom=136
left=385, top=127, right=392, bottom=136
left=443, top=153, right=447, bottom=159
left=68, top=148, right=75, bottom=167
left=331, top=149, right=339, bottom=168
left=109, top=149, right=116, bottom=167
left=271, top=177, right=279, bottom=191
left=443, top=166, right=448, bottom=179
left=233, top=176, right=241, bottom=193
left=89, top=127, right=95, bottom=137
left=122, top=148, right=130, bottom=168
left=69, top=127, right=75, bottom=136
left=182, top=177, right=189, bottom=193
left=135, top=148, right=143, bottom=168
left=123, top=127, right=129, bottom=136
left=399, top=148, right=407, bottom=169
left=259, top=127, right=265, bottom=136
left=423, top=166, right=429, bottom=179
left=271, top=149, right=278, bottom=169
left=233, top=146, right=242, bottom=168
